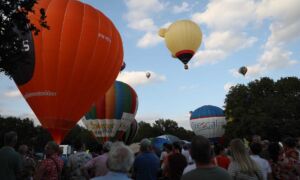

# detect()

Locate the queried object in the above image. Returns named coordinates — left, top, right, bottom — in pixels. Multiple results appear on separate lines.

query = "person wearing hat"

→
left=82, top=141, right=112, bottom=179
left=133, top=138, right=160, bottom=180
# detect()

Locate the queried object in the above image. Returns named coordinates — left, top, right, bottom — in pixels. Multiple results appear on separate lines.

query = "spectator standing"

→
left=214, top=144, right=231, bottom=170
left=0, top=131, right=22, bottom=180
left=133, top=139, right=160, bottom=180
left=250, top=143, right=272, bottom=180
left=228, top=138, right=263, bottom=180
left=91, top=142, right=134, bottom=180
left=66, top=140, right=92, bottom=180
left=18, top=144, right=36, bottom=180
left=34, top=141, right=64, bottom=180
left=82, top=141, right=112, bottom=179
left=181, top=135, right=231, bottom=180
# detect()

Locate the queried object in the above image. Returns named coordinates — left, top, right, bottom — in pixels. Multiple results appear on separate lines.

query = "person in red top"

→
left=214, top=144, right=230, bottom=169
left=279, top=137, right=300, bottom=180
left=34, top=141, right=64, bottom=180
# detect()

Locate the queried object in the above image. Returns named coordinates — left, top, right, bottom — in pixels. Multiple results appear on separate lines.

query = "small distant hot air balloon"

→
left=146, top=72, right=151, bottom=79
left=239, top=66, right=248, bottom=76
left=11, top=0, right=123, bottom=144
left=159, top=20, right=202, bottom=70
left=120, top=62, right=126, bottom=72
left=190, top=105, right=226, bottom=143
left=83, top=81, right=138, bottom=143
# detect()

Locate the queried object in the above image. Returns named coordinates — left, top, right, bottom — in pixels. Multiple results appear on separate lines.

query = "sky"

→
left=0, top=0, right=300, bottom=130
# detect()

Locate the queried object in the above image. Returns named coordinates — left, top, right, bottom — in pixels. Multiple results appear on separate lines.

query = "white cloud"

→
left=162, top=22, right=172, bottom=29
left=224, top=82, right=236, bottom=92
left=173, top=2, right=190, bottom=14
left=191, top=49, right=227, bottom=67
left=190, top=31, right=257, bottom=67
left=3, top=90, right=21, bottom=98
left=117, top=71, right=166, bottom=87
left=124, top=0, right=170, bottom=48
left=205, top=31, right=257, bottom=52
left=125, top=0, right=164, bottom=13
left=229, top=68, right=242, bottom=78
left=256, top=0, right=300, bottom=22
left=192, top=0, right=256, bottom=30
left=191, top=0, right=300, bottom=73
left=266, top=21, right=300, bottom=48
left=124, top=0, right=164, bottom=32
left=190, top=0, right=259, bottom=67
left=128, top=18, right=157, bottom=32
left=256, top=0, right=300, bottom=48
left=137, top=32, right=163, bottom=48
left=246, top=47, right=298, bottom=77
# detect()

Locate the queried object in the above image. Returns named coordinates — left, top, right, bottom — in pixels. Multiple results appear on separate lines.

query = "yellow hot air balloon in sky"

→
left=159, top=20, right=202, bottom=69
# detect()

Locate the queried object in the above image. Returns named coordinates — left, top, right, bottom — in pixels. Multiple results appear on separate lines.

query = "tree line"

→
left=0, top=116, right=194, bottom=152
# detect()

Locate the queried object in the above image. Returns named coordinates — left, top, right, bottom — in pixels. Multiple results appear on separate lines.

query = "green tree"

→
left=133, top=121, right=159, bottom=142
left=133, top=119, right=195, bottom=142
left=0, top=0, right=49, bottom=77
left=62, top=125, right=98, bottom=151
left=224, top=77, right=300, bottom=141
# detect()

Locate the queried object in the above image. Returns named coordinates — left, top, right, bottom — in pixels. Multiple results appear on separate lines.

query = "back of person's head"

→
left=230, top=138, right=259, bottom=175
left=283, top=137, right=297, bottom=148
left=168, top=152, right=188, bottom=180
left=163, top=143, right=168, bottom=148
left=18, top=144, right=29, bottom=155
left=173, top=142, right=182, bottom=152
left=140, top=138, right=152, bottom=152
left=250, top=143, right=262, bottom=155
left=95, top=143, right=103, bottom=154
left=183, top=143, right=190, bottom=150
left=45, top=141, right=59, bottom=156
left=214, top=144, right=225, bottom=156
left=165, top=143, right=173, bottom=152
left=74, top=139, right=84, bottom=151
left=58, top=147, right=63, bottom=155
left=103, top=141, right=112, bottom=153
left=4, top=131, right=18, bottom=146
left=252, top=135, right=261, bottom=144
left=268, top=142, right=281, bottom=163
left=107, top=142, right=134, bottom=173
left=190, top=135, right=212, bottom=164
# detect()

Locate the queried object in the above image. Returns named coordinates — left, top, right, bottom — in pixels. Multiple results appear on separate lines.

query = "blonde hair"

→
left=230, top=138, right=260, bottom=176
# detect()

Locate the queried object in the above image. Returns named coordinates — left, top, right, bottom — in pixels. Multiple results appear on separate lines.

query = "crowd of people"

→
left=1, top=131, right=300, bottom=180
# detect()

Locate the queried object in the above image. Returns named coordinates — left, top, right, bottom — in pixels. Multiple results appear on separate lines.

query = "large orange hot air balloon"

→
left=12, top=0, right=123, bottom=144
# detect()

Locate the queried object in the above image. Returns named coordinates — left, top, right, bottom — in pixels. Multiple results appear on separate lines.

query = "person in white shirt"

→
left=250, top=143, right=272, bottom=180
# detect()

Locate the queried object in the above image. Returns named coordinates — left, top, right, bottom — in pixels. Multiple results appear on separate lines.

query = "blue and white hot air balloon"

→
left=190, top=105, right=226, bottom=142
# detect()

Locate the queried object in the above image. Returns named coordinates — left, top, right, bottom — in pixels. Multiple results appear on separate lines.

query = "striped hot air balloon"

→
left=12, top=0, right=123, bottom=144
left=122, top=119, right=138, bottom=145
left=83, top=81, right=138, bottom=143
left=190, top=105, right=226, bottom=143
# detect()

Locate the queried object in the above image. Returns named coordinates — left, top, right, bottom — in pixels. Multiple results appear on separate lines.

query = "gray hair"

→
left=140, top=138, right=152, bottom=152
left=107, top=142, right=134, bottom=173
left=103, top=141, right=112, bottom=152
